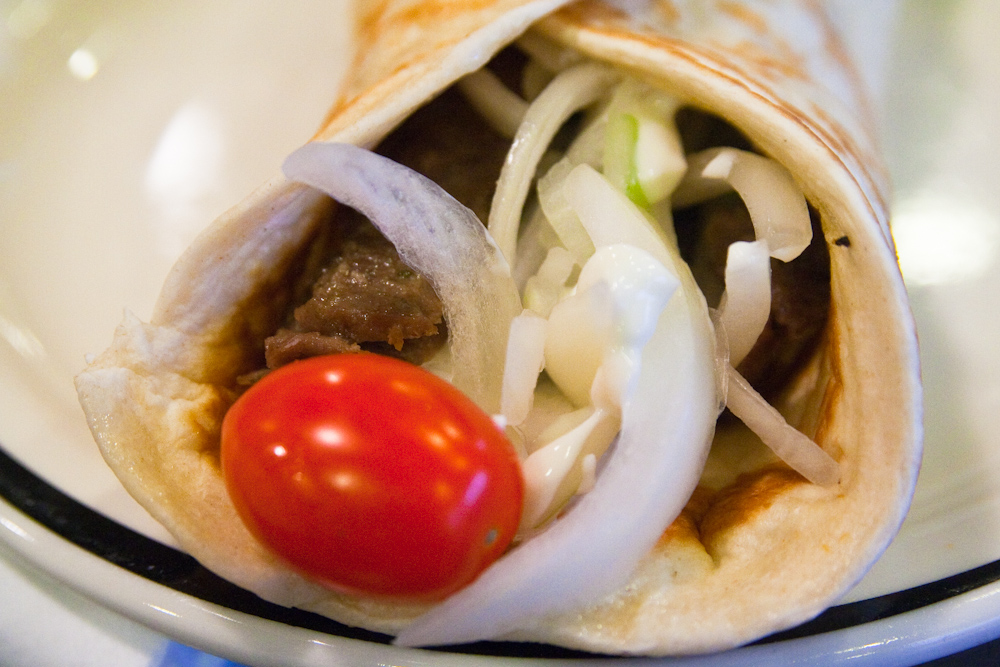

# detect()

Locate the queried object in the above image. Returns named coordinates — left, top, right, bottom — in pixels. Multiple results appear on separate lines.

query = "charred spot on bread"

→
left=698, top=466, right=808, bottom=557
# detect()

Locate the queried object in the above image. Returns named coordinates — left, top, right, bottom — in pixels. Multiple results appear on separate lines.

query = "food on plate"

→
left=75, top=0, right=922, bottom=655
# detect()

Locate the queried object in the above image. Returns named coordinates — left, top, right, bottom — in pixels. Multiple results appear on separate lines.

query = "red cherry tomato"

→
left=220, top=353, right=523, bottom=602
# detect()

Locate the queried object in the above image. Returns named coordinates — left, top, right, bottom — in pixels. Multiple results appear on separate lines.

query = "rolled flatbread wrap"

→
left=75, top=0, right=921, bottom=655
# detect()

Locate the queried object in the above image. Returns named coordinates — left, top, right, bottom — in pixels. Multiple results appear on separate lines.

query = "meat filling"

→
left=375, top=87, right=513, bottom=223
left=265, top=218, right=447, bottom=368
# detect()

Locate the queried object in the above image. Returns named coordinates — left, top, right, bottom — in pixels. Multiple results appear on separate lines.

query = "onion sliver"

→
left=457, top=69, right=528, bottom=139
left=602, top=80, right=686, bottom=208
left=564, top=112, right=608, bottom=167
left=283, top=143, right=522, bottom=414
left=561, top=164, right=674, bottom=266
left=674, top=148, right=812, bottom=262
left=488, top=63, right=620, bottom=264
left=725, top=365, right=840, bottom=486
left=523, top=246, right=576, bottom=317
left=500, top=311, right=547, bottom=426
left=720, top=239, right=771, bottom=366
left=537, top=158, right=596, bottom=264
left=519, top=407, right=620, bottom=530
left=511, top=207, right=560, bottom=291
left=394, top=174, right=717, bottom=651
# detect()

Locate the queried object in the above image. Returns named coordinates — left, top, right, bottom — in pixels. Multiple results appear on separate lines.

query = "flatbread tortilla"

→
left=75, top=0, right=922, bottom=655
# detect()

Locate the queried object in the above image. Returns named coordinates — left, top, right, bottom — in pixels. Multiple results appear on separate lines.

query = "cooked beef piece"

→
left=375, top=87, right=511, bottom=223
left=265, top=330, right=360, bottom=369
left=264, top=220, right=445, bottom=369
left=674, top=192, right=831, bottom=400
left=294, top=224, right=443, bottom=346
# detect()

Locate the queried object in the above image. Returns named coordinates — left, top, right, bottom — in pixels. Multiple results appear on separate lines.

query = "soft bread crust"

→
left=76, top=0, right=922, bottom=655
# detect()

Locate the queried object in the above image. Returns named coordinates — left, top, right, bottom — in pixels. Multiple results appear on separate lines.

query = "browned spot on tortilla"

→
left=361, top=0, right=505, bottom=38
left=728, top=39, right=808, bottom=83
left=537, top=8, right=890, bottom=226
left=656, top=485, right=713, bottom=548
left=393, top=0, right=501, bottom=28
left=552, top=0, right=632, bottom=26
left=699, top=466, right=806, bottom=551
left=716, top=1, right=768, bottom=34
left=653, top=0, right=680, bottom=26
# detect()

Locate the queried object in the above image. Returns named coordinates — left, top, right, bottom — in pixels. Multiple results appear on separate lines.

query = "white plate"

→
left=3, top=0, right=1000, bottom=665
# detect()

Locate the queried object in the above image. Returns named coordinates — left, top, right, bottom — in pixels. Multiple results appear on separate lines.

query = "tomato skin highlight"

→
left=220, top=354, right=524, bottom=601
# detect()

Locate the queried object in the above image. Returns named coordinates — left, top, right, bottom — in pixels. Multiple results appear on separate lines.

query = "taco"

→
left=75, top=0, right=922, bottom=655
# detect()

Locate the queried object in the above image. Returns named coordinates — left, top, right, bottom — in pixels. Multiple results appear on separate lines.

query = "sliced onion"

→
left=456, top=69, right=528, bottom=139
left=500, top=312, right=547, bottom=427
left=543, top=244, right=680, bottom=410
left=523, top=246, right=577, bottom=317
left=634, top=116, right=687, bottom=204
left=724, top=365, right=840, bottom=486
left=530, top=114, right=611, bottom=268
left=561, top=163, right=674, bottom=265
left=511, top=206, right=560, bottom=291
left=282, top=143, right=522, bottom=414
left=488, top=62, right=621, bottom=264
left=673, top=147, right=812, bottom=262
left=564, top=111, right=608, bottom=167
left=709, top=308, right=730, bottom=413
left=537, top=158, right=596, bottom=264
left=521, top=109, right=609, bottom=275
left=543, top=281, right=613, bottom=408
left=719, top=239, right=771, bottom=366
left=519, top=407, right=620, bottom=530
left=675, top=149, right=835, bottom=484
left=602, top=79, right=686, bottom=208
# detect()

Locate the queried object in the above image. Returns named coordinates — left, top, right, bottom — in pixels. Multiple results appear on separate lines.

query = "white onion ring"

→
left=725, top=365, right=840, bottom=486
left=488, top=62, right=621, bottom=264
left=457, top=69, right=529, bottom=139
left=673, top=147, right=812, bottom=262
left=500, top=311, right=548, bottom=426
left=719, top=239, right=772, bottom=366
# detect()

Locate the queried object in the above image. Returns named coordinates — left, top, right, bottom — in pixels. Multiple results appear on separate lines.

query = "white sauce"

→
left=519, top=243, right=679, bottom=528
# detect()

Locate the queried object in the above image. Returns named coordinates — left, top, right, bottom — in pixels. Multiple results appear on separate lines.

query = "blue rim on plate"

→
left=3, top=443, right=999, bottom=661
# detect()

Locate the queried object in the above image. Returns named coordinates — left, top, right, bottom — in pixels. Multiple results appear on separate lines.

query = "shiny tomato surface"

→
left=221, top=353, right=523, bottom=601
